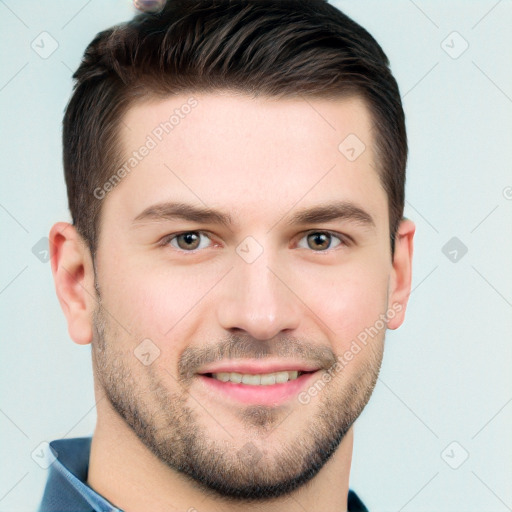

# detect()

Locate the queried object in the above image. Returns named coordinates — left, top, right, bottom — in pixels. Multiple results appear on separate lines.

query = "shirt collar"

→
left=37, top=437, right=122, bottom=512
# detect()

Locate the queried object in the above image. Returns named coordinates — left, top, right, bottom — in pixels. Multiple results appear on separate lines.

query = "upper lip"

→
left=197, top=360, right=321, bottom=375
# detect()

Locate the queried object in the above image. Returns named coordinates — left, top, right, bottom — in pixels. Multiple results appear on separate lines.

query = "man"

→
left=39, top=0, right=414, bottom=510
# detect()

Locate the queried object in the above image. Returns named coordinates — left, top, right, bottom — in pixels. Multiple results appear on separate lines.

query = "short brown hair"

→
left=64, top=0, right=407, bottom=257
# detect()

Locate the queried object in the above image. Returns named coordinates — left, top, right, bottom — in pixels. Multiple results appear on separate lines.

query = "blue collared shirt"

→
left=37, top=437, right=368, bottom=511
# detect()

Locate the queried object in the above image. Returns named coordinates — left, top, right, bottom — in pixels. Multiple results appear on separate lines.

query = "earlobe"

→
left=387, top=219, right=415, bottom=330
left=49, top=222, right=96, bottom=345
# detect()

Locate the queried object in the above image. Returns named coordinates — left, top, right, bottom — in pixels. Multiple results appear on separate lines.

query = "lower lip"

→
left=197, top=372, right=319, bottom=406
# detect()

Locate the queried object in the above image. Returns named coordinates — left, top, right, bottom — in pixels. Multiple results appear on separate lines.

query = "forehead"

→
left=122, top=91, right=374, bottom=160
left=102, top=91, right=386, bottom=230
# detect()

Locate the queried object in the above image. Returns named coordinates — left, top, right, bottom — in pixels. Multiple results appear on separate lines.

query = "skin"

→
left=50, top=92, right=414, bottom=512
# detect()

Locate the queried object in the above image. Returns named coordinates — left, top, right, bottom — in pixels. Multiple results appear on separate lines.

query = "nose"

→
left=216, top=248, right=302, bottom=340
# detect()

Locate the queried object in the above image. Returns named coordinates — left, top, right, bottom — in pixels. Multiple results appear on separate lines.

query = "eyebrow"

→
left=132, top=200, right=375, bottom=229
left=284, top=201, right=375, bottom=228
left=133, top=202, right=234, bottom=227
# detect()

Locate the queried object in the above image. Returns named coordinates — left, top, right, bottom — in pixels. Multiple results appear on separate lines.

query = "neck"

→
left=87, top=393, right=354, bottom=512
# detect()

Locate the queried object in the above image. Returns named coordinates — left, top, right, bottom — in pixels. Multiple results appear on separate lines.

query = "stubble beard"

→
left=91, top=302, right=384, bottom=503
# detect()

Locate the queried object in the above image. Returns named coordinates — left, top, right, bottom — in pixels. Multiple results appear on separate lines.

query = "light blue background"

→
left=1, top=1, right=511, bottom=510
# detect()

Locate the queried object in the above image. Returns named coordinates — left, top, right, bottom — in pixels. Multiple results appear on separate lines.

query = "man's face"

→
left=91, top=92, right=399, bottom=500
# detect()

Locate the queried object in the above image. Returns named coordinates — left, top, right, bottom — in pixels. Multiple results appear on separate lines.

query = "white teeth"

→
left=275, top=371, right=290, bottom=383
left=260, top=373, right=276, bottom=385
left=230, top=373, right=242, bottom=384
left=212, top=370, right=300, bottom=385
left=242, top=374, right=260, bottom=385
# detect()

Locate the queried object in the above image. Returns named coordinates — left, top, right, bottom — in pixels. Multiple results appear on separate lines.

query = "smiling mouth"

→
left=196, top=368, right=321, bottom=406
left=201, top=370, right=316, bottom=386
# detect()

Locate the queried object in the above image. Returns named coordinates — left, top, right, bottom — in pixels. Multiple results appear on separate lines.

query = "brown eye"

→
left=169, top=232, right=211, bottom=251
left=298, top=231, right=343, bottom=251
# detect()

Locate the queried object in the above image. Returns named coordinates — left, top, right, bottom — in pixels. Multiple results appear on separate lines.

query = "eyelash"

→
left=159, top=230, right=351, bottom=253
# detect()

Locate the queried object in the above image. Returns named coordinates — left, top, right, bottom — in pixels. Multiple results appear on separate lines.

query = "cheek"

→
left=101, top=262, right=221, bottom=340
left=294, top=258, right=390, bottom=346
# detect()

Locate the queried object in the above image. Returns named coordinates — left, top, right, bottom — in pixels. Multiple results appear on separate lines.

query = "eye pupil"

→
left=171, top=232, right=339, bottom=252
left=308, top=232, right=330, bottom=250
left=178, top=232, right=200, bottom=250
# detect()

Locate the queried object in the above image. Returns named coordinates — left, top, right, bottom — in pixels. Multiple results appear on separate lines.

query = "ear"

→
left=49, top=222, right=97, bottom=345
left=387, top=219, right=415, bottom=330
